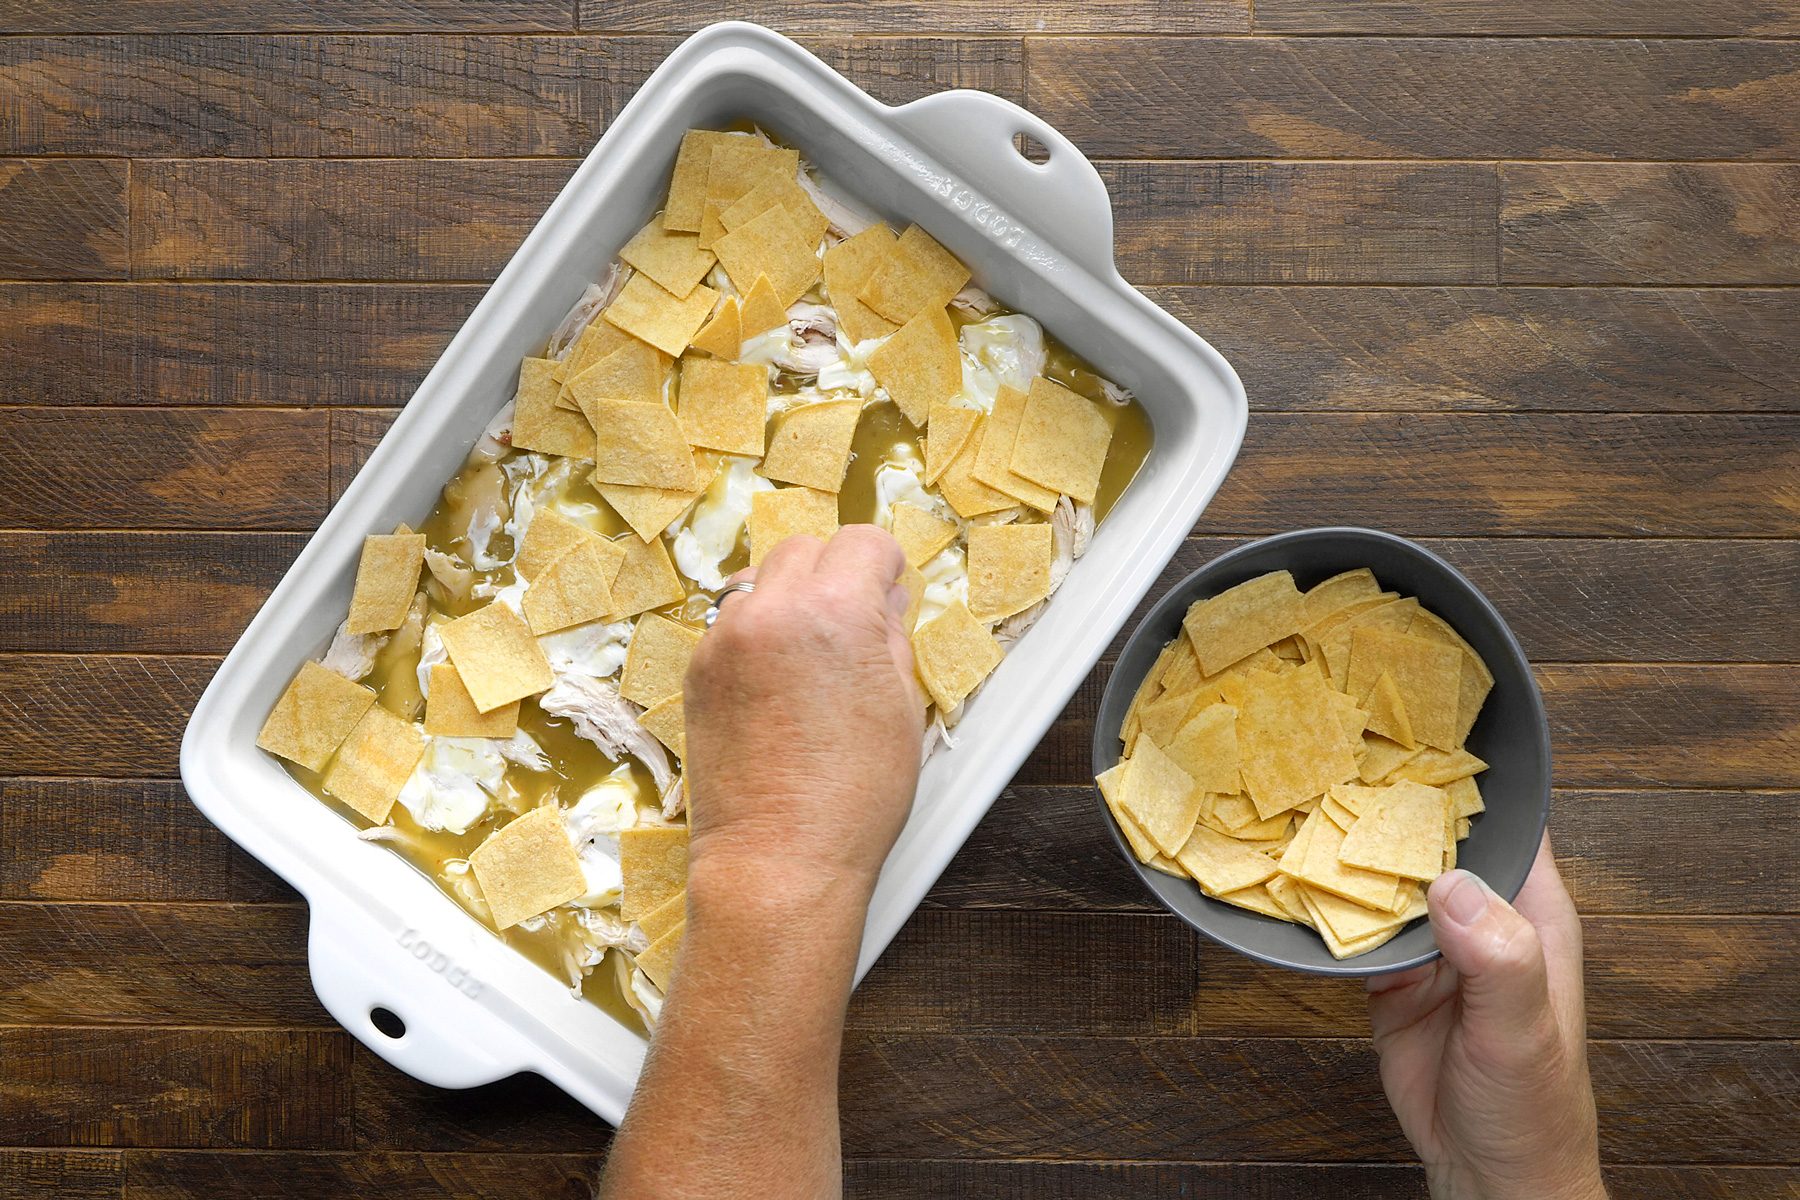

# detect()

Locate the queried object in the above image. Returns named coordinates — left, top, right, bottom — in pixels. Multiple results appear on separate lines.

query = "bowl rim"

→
left=1089, top=526, right=1553, bottom=977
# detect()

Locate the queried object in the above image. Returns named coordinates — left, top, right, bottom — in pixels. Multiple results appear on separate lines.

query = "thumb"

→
left=1429, top=869, right=1553, bottom=1045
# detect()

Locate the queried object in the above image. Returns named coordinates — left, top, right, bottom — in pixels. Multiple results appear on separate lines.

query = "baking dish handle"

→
left=886, top=89, right=1117, bottom=282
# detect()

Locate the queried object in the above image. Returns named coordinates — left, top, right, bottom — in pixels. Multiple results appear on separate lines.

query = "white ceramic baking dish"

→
left=181, top=21, right=1246, bottom=1123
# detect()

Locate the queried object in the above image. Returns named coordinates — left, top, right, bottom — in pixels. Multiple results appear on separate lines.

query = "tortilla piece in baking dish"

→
left=438, top=602, right=555, bottom=713
left=604, top=273, right=719, bottom=358
left=517, top=508, right=608, bottom=583
left=889, top=502, right=957, bottom=569
left=935, top=415, right=1018, bottom=519
left=597, top=451, right=716, bottom=544
left=712, top=204, right=822, bottom=307
left=602, top=533, right=689, bottom=621
left=965, top=523, right=1053, bottom=623
left=720, top=172, right=830, bottom=247
left=704, top=137, right=799, bottom=210
left=620, top=825, right=690, bottom=920
left=555, top=316, right=633, bottom=386
left=591, top=398, right=702, bottom=491
left=424, top=663, right=519, bottom=739
left=912, top=600, right=1004, bottom=713
left=524, top=536, right=629, bottom=635
left=1011, top=377, right=1114, bottom=506
left=321, top=704, right=426, bottom=824
left=696, top=199, right=728, bottom=251
left=257, top=660, right=377, bottom=772
left=922, top=399, right=980, bottom=487
left=678, top=357, right=767, bottom=457
left=635, top=889, right=687, bottom=944
left=568, top=339, right=672, bottom=416
left=689, top=296, right=742, bottom=360
left=470, top=803, right=588, bottom=929
left=824, top=223, right=899, bottom=344
left=748, top=486, right=839, bottom=565
left=859, top=223, right=971, bottom=325
left=346, top=533, right=425, bottom=635
left=619, top=217, right=717, bottom=299
left=634, top=919, right=686, bottom=992
left=868, top=305, right=960, bottom=427
left=619, top=614, right=703, bottom=709
left=512, top=356, right=594, bottom=459
left=663, top=129, right=736, bottom=232
left=972, top=385, right=1059, bottom=514
left=760, top=399, right=862, bottom=492
left=638, top=693, right=686, bottom=759
left=738, top=273, right=789, bottom=338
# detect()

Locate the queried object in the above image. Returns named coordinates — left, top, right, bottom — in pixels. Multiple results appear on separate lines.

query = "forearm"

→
left=598, top=857, right=874, bottom=1200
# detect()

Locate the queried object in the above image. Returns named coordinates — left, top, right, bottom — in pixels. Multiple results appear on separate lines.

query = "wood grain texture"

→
left=0, top=284, right=481, bottom=407
left=0, top=35, right=1021, bottom=158
left=0, top=159, right=127, bottom=279
left=329, top=407, right=399, bottom=502
left=0, top=779, right=293, bottom=902
left=0, top=655, right=214, bottom=777
left=1104, top=161, right=1499, bottom=284
left=0, top=408, right=329, bottom=530
left=0, top=1151, right=121, bottom=1200
left=124, top=1151, right=608, bottom=1199
left=0, top=533, right=303, bottom=654
left=1502, top=164, right=1800, bottom=285
left=352, top=1044, right=614, bottom=1152
left=0, top=1028, right=352, bottom=1148
left=1252, top=0, right=1800, bottom=36
left=1149, top=286, right=1800, bottom=413
left=925, top=785, right=1800, bottom=916
left=0, top=0, right=570, bottom=33
left=1032, top=38, right=1800, bottom=160
left=580, top=0, right=1250, bottom=33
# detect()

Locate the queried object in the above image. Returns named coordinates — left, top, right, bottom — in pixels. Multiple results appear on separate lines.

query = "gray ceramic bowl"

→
left=1091, top=527, right=1551, bottom=976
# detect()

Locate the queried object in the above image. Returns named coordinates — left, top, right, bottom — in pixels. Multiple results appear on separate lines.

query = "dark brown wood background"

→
left=2, top=2, right=1797, bottom=1196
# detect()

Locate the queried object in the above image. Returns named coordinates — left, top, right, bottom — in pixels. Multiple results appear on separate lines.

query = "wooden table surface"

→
left=3, top=2, right=1797, bottom=1197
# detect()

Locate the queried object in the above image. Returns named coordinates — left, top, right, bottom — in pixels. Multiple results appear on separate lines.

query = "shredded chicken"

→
left=1100, top=378, right=1134, bottom=406
left=797, top=171, right=876, bottom=242
left=920, top=712, right=960, bottom=764
left=950, top=285, right=999, bottom=318
left=538, top=674, right=675, bottom=795
left=422, top=548, right=474, bottom=604
left=472, top=399, right=516, bottom=463
left=659, top=775, right=686, bottom=821
left=546, top=266, right=626, bottom=360
left=996, top=499, right=1094, bottom=647
left=773, top=302, right=841, bottom=376
left=319, top=619, right=387, bottom=682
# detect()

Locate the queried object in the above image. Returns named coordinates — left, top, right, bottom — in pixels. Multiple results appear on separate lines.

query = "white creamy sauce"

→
left=958, top=314, right=1045, bottom=412
left=538, top=618, right=634, bottom=680
left=917, top=544, right=970, bottom=627
left=398, top=736, right=508, bottom=835
left=564, top=773, right=642, bottom=907
left=671, top=457, right=772, bottom=590
left=415, top=621, right=448, bottom=698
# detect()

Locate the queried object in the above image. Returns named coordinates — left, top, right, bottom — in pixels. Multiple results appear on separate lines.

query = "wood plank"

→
left=0, top=655, right=214, bottom=777
left=352, top=1042, right=614, bottom=1152
left=330, top=407, right=399, bottom=502
left=0, top=1151, right=121, bottom=1200
left=1032, top=38, right=1800, bottom=161
left=1502, top=164, right=1800, bottom=285
left=125, top=1152, right=608, bottom=1199
left=0, top=903, right=326, bottom=1027
left=1149, top=286, right=1800, bottom=414
left=579, top=0, right=1249, bottom=33
left=1253, top=0, right=1800, bottom=36
left=0, top=1027, right=352, bottom=1148
left=854, top=912, right=1799, bottom=1039
left=0, top=779, right=293, bottom=902
left=0, top=0, right=569, bottom=32
left=0, top=533, right=303, bottom=654
left=926, top=785, right=1800, bottom=916
left=1105, top=162, right=1499, bottom=284
left=0, top=408, right=330, bottom=530
left=0, top=284, right=482, bottom=408
left=836, top=1036, right=1797, bottom=1163
left=1197, top=414, right=1800, bottom=537
left=0, top=159, right=127, bottom=280
left=0, top=35, right=1021, bottom=158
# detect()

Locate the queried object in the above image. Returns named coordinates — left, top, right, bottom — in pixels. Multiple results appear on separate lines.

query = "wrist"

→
left=1428, top=1159, right=1607, bottom=1200
left=686, top=848, right=877, bottom=938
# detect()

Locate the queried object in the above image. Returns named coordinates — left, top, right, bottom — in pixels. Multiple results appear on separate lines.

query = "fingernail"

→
left=1439, top=870, right=1491, bottom=927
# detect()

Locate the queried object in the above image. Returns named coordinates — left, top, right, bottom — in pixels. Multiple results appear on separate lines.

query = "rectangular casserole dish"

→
left=180, top=21, right=1246, bottom=1123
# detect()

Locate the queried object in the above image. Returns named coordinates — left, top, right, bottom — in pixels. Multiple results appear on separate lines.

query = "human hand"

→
left=683, top=526, right=923, bottom=902
left=1366, top=835, right=1606, bottom=1200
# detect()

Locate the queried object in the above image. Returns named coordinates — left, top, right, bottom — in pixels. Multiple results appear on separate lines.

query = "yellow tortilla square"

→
left=696, top=198, right=728, bottom=251
left=823, top=223, right=899, bottom=344
left=898, top=561, right=925, bottom=633
left=1306, top=880, right=1427, bottom=946
left=257, top=660, right=376, bottom=772
left=523, top=536, right=628, bottom=635
left=1264, top=873, right=1314, bottom=925
left=1364, top=669, right=1417, bottom=749
left=603, top=533, right=688, bottom=620
left=1286, top=808, right=1401, bottom=911
left=516, top=508, right=602, bottom=582
left=635, top=888, right=686, bottom=944
left=634, top=919, right=686, bottom=992
left=512, top=355, right=594, bottom=459
left=638, top=692, right=686, bottom=759
left=712, top=204, right=821, bottom=307
left=966, top=522, right=1053, bottom=623
left=1319, top=794, right=1361, bottom=831
left=1163, top=702, right=1240, bottom=795
left=321, top=704, right=426, bottom=824
left=689, top=295, right=742, bottom=360
left=719, top=173, right=829, bottom=248
left=859, top=223, right=971, bottom=324
left=346, top=533, right=425, bottom=635
left=923, top=399, right=980, bottom=486
left=1010, top=377, right=1114, bottom=505
left=1328, top=689, right=1369, bottom=742
left=704, top=137, right=798, bottom=209
left=748, top=486, right=839, bottom=566
left=867, top=305, right=959, bottom=427
left=889, top=503, right=958, bottom=569
left=1316, top=597, right=1419, bottom=691
left=619, top=825, right=689, bottom=919
left=1216, top=883, right=1297, bottom=923
left=1174, top=825, right=1279, bottom=897
left=1327, top=782, right=1388, bottom=818
left=1147, top=854, right=1186, bottom=878
left=911, top=599, right=1003, bottom=712
left=1300, top=568, right=1384, bottom=627
left=663, top=129, right=735, bottom=232
left=1337, top=780, right=1449, bottom=881
left=1182, top=570, right=1306, bottom=677
left=1390, top=745, right=1487, bottom=787
left=935, top=419, right=1018, bottom=519
left=1445, top=775, right=1485, bottom=818
left=556, top=319, right=632, bottom=386
left=424, top=663, right=518, bottom=738
left=438, top=602, right=554, bottom=712
left=604, top=273, right=719, bottom=358
left=1358, top=733, right=1422, bottom=784
left=1118, top=739, right=1203, bottom=857
left=568, top=338, right=672, bottom=416
left=678, top=356, right=766, bottom=456
left=738, top=273, right=788, bottom=337
left=470, top=804, right=587, bottom=929
left=1100, top=763, right=1162, bottom=865
left=619, top=613, right=703, bottom=708
left=1237, top=670, right=1358, bottom=819
left=620, top=217, right=716, bottom=299
left=590, top=397, right=701, bottom=490
left=1347, top=627, right=1463, bottom=751
left=597, top=451, right=715, bottom=543
left=972, top=385, right=1059, bottom=513
left=1407, top=608, right=1494, bottom=747
left=759, top=399, right=862, bottom=492
left=1137, top=682, right=1206, bottom=750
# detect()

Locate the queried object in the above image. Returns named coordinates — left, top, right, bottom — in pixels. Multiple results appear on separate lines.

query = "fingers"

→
left=752, top=534, right=825, bottom=590
left=1426, top=868, right=1555, bottom=1048
left=1512, top=833, right=1588, bottom=1039
left=816, top=524, right=905, bottom=595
